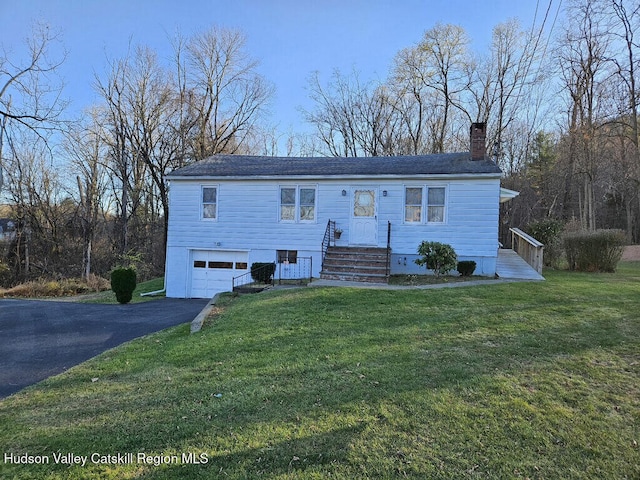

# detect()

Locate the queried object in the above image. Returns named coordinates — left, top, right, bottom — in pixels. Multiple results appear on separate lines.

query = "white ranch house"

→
left=164, top=123, right=526, bottom=298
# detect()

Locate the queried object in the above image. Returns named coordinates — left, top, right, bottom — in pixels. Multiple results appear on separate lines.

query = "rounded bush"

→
left=110, top=268, right=137, bottom=304
left=415, top=241, right=457, bottom=277
left=457, top=260, right=477, bottom=277
left=250, top=262, right=275, bottom=284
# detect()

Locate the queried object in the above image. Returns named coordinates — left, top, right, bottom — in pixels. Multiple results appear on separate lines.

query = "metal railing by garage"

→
left=232, top=263, right=275, bottom=293
left=232, top=257, right=313, bottom=293
left=510, top=227, right=544, bottom=274
left=276, top=256, right=312, bottom=285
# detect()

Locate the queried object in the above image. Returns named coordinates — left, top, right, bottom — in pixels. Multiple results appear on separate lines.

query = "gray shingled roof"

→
left=166, top=153, right=502, bottom=179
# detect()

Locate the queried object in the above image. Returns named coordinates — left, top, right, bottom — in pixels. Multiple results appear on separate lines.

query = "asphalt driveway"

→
left=0, top=298, right=209, bottom=398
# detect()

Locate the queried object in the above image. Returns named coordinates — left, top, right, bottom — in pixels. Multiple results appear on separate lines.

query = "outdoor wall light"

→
left=383, top=190, right=388, bottom=197
left=341, top=189, right=347, bottom=196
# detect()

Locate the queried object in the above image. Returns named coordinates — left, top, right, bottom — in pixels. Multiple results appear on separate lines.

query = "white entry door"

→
left=350, top=188, right=378, bottom=245
left=190, top=250, right=249, bottom=298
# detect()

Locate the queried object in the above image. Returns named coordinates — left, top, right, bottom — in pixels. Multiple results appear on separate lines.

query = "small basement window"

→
left=277, top=250, right=298, bottom=264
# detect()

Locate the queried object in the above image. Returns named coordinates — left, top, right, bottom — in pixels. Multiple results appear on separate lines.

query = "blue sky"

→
left=0, top=1, right=554, bottom=138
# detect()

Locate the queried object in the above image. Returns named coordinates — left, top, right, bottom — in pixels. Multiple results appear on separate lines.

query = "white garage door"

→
left=190, top=250, right=249, bottom=298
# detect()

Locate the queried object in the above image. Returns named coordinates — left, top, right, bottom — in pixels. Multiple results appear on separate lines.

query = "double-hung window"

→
left=404, top=186, right=446, bottom=224
left=427, top=187, right=446, bottom=223
left=279, top=186, right=316, bottom=223
left=405, top=187, right=423, bottom=223
left=202, top=186, right=218, bottom=220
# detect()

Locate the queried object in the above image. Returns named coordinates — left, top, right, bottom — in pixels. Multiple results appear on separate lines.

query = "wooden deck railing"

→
left=510, top=228, right=544, bottom=274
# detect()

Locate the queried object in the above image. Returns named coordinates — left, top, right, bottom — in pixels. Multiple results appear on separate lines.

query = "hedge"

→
left=563, top=229, right=625, bottom=272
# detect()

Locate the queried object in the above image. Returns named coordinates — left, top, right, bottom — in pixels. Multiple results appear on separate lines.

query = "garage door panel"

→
left=190, top=250, right=248, bottom=298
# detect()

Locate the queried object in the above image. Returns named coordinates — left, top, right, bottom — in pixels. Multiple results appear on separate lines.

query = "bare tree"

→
left=392, top=24, right=471, bottom=154
left=180, top=27, right=273, bottom=160
left=64, top=109, right=109, bottom=279
left=608, top=0, right=640, bottom=239
left=94, top=53, right=137, bottom=256
left=558, top=0, right=611, bottom=229
left=0, top=23, right=67, bottom=192
left=3, top=140, right=67, bottom=279
left=304, top=69, right=400, bottom=157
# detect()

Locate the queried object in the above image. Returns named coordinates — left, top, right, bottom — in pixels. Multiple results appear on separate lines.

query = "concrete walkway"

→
left=309, top=278, right=519, bottom=290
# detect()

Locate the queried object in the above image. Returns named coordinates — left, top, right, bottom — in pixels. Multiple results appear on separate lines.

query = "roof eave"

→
left=166, top=172, right=503, bottom=182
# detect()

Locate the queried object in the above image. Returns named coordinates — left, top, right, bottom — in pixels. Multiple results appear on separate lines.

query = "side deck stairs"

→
left=321, top=246, right=389, bottom=283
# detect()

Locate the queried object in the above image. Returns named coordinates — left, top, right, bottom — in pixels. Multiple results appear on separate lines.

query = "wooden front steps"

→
left=321, top=246, right=389, bottom=283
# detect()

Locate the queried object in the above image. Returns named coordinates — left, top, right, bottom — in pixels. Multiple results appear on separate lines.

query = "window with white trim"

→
left=279, top=186, right=316, bottom=223
left=404, top=187, right=423, bottom=223
left=202, top=186, right=217, bottom=220
left=427, top=187, right=446, bottom=223
left=404, top=186, right=447, bottom=224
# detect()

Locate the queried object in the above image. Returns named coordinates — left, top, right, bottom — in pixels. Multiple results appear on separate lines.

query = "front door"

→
left=350, top=188, right=378, bottom=245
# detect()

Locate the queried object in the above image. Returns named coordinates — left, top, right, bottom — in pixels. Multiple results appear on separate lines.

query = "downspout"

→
left=140, top=267, right=167, bottom=297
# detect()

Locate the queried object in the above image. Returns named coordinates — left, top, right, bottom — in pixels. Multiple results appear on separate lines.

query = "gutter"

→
left=165, top=172, right=503, bottom=182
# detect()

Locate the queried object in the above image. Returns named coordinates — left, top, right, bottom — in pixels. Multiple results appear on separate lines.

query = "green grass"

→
left=1, top=265, right=639, bottom=479
left=79, top=277, right=166, bottom=304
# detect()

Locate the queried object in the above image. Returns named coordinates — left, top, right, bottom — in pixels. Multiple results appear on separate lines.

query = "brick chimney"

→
left=470, top=122, right=487, bottom=161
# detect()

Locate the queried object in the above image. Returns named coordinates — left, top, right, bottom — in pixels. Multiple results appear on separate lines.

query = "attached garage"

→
left=190, top=250, right=249, bottom=298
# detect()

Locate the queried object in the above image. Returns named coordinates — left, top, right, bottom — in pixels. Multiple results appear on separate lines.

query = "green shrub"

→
left=250, top=262, right=275, bottom=284
left=110, top=268, right=137, bottom=304
left=563, top=229, right=626, bottom=272
left=415, top=241, right=457, bottom=277
left=457, top=260, right=476, bottom=277
left=526, top=218, right=564, bottom=267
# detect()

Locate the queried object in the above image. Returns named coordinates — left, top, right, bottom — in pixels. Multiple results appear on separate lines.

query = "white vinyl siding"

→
left=164, top=176, right=501, bottom=297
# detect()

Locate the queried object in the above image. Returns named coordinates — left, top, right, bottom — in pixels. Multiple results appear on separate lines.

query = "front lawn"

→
left=1, top=265, right=638, bottom=479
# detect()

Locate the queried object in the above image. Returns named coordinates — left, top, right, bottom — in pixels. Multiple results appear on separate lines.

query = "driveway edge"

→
left=190, top=293, right=222, bottom=333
